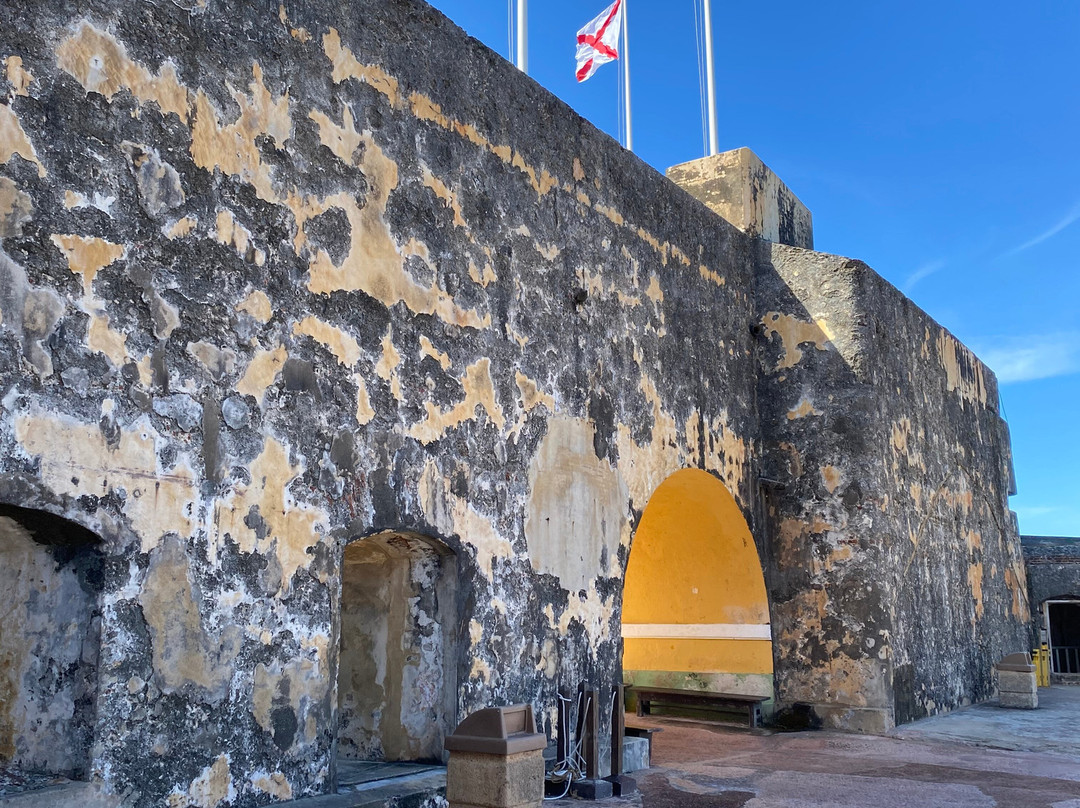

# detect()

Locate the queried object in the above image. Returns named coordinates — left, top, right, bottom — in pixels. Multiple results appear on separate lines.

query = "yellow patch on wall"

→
left=143, top=536, right=243, bottom=694
left=277, top=5, right=311, bottom=44
left=512, top=371, right=555, bottom=435
left=175, top=754, right=235, bottom=808
left=211, top=436, right=328, bottom=594
left=303, top=132, right=489, bottom=330
left=166, top=215, right=198, bottom=239
left=645, top=275, right=664, bottom=304
left=353, top=374, right=375, bottom=424
left=215, top=209, right=266, bottom=266
left=761, top=311, right=832, bottom=370
left=419, top=335, right=451, bottom=370
left=190, top=63, right=291, bottom=204
left=15, top=412, right=198, bottom=551
left=375, top=326, right=403, bottom=401
left=250, top=771, right=292, bottom=800
left=236, top=289, right=273, bottom=324
left=4, top=56, right=34, bottom=96
left=236, top=344, right=287, bottom=402
left=698, top=265, right=725, bottom=286
left=968, top=561, right=984, bottom=622
left=323, top=28, right=401, bottom=106
left=936, top=328, right=988, bottom=408
left=56, top=22, right=188, bottom=119
left=524, top=417, right=629, bottom=592
left=786, top=396, right=823, bottom=420
left=409, top=358, right=505, bottom=444
left=421, top=166, right=467, bottom=228
left=1004, top=562, right=1030, bottom=620
left=820, top=465, right=841, bottom=494
left=51, top=233, right=124, bottom=291
left=309, top=105, right=362, bottom=166
left=293, top=316, right=361, bottom=367
left=418, top=459, right=514, bottom=579
left=0, top=101, right=46, bottom=177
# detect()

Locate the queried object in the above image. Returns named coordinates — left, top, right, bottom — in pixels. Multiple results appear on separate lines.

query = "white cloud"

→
left=976, top=332, right=1080, bottom=383
left=1004, top=201, right=1080, bottom=257
left=1014, top=505, right=1059, bottom=519
left=902, top=259, right=945, bottom=293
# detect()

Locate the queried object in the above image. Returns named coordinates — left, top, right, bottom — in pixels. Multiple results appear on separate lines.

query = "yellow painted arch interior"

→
left=623, top=468, right=772, bottom=676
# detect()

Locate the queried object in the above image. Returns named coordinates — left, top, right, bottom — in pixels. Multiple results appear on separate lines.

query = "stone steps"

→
left=276, top=769, right=447, bottom=808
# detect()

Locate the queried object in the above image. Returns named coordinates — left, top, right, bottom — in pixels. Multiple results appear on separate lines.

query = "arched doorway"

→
left=336, top=531, right=458, bottom=768
left=0, top=504, right=103, bottom=779
left=622, top=469, right=773, bottom=711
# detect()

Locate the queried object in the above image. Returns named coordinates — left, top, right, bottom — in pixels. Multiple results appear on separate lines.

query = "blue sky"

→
left=426, top=0, right=1079, bottom=537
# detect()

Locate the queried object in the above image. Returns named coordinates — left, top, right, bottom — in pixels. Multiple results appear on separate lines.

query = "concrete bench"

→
left=629, top=686, right=768, bottom=728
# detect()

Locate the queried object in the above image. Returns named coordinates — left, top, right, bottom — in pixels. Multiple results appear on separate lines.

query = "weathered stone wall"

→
left=0, top=0, right=1033, bottom=803
left=1023, top=537, right=1080, bottom=605
left=0, top=0, right=760, bottom=803
left=754, top=243, right=1029, bottom=732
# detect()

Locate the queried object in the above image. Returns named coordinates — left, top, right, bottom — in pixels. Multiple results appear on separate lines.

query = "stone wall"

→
left=0, top=0, right=1031, bottom=804
left=0, top=0, right=758, bottom=802
left=754, top=244, right=1029, bottom=732
left=1022, top=535, right=1080, bottom=654
left=1023, top=537, right=1080, bottom=610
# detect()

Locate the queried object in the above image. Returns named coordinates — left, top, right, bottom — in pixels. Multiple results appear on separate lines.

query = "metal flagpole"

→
left=516, top=0, right=528, bottom=73
left=623, top=0, right=632, bottom=151
left=703, top=0, right=718, bottom=155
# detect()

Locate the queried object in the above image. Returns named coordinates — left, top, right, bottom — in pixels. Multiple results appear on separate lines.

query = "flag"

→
left=575, top=0, right=624, bottom=83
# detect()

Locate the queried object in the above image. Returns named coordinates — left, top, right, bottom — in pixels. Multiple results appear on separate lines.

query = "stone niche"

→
left=337, top=531, right=459, bottom=763
left=0, top=505, right=104, bottom=779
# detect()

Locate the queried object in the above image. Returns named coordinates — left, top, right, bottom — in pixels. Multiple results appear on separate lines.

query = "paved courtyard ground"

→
left=549, top=686, right=1080, bottom=808
left=4, top=688, right=1078, bottom=806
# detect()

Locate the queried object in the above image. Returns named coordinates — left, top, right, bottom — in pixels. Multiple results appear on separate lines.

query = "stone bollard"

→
left=996, top=652, right=1038, bottom=709
left=444, top=704, right=546, bottom=808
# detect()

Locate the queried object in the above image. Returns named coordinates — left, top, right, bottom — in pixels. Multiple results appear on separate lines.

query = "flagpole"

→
left=622, top=0, right=632, bottom=151
left=703, top=0, right=718, bottom=155
left=516, top=0, right=527, bottom=72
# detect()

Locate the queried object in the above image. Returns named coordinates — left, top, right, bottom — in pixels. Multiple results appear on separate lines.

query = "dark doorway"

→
left=1048, top=601, right=1080, bottom=674
left=0, top=504, right=104, bottom=779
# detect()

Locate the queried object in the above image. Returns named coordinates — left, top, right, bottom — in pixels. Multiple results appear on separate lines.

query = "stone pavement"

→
left=547, top=687, right=1080, bottom=808
left=891, top=684, right=1080, bottom=756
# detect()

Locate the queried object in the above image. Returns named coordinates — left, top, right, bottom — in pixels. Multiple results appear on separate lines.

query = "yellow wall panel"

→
left=624, top=638, right=773, bottom=675
left=623, top=468, right=773, bottom=682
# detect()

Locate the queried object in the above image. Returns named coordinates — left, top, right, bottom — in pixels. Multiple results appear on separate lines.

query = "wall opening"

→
left=0, top=504, right=104, bottom=780
left=1044, top=599, right=1080, bottom=675
left=336, top=531, right=458, bottom=767
left=622, top=469, right=774, bottom=710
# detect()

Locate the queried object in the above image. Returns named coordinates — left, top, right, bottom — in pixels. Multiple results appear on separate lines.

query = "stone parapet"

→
left=667, top=147, right=813, bottom=248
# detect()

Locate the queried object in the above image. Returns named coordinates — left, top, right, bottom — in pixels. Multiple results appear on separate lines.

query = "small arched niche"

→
left=622, top=469, right=774, bottom=707
left=0, top=503, right=104, bottom=779
left=337, top=531, right=458, bottom=764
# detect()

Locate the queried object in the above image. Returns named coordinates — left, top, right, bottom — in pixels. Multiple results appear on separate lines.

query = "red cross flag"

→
left=575, top=0, right=624, bottom=82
